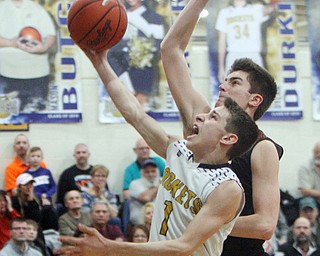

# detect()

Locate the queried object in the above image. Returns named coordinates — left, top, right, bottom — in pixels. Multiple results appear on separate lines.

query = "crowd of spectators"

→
left=0, top=134, right=159, bottom=254
left=2, top=133, right=320, bottom=256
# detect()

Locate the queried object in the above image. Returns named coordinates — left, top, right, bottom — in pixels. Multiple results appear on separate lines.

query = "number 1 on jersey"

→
left=160, top=200, right=173, bottom=236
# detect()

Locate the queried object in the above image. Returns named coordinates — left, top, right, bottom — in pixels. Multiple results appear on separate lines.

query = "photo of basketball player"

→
left=106, top=0, right=166, bottom=112
left=0, top=0, right=56, bottom=113
left=215, top=0, right=276, bottom=83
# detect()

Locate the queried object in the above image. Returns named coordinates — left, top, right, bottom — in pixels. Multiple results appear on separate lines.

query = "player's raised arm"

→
left=85, top=50, right=174, bottom=159
left=160, top=0, right=210, bottom=138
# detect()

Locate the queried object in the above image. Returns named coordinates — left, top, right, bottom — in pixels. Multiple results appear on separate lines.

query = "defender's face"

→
left=216, top=71, right=252, bottom=111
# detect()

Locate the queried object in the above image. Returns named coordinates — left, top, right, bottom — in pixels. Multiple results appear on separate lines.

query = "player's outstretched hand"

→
left=54, top=224, right=111, bottom=256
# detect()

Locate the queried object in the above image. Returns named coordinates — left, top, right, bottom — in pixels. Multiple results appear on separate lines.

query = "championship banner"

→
left=307, top=0, right=320, bottom=121
left=0, top=0, right=82, bottom=124
left=206, top=0, right=303, bottom=120
left=99, top=0, right=182, bottom=123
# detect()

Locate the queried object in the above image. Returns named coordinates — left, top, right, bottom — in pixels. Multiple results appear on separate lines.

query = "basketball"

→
left=19, top=27, right=42, bottom=42
left=67, top=0, right=127, bottom=52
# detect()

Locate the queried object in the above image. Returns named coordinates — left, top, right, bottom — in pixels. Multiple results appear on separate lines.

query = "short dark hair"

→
left=229, top=58, right=277, bottom=120
left=10, top=217, right=27, bottom=229
left=224, top=97, right=259, bottom=159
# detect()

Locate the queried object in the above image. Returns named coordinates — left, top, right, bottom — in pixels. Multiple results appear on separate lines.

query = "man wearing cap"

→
left=278, top=216, right=320, bottom=256
left=287, top=196, right=320, bottom=247
left=129, top=159, right=160, bottom=225
left=11, top=173, right=42, bottom=223
left=122, top=138, right=165, bottom=200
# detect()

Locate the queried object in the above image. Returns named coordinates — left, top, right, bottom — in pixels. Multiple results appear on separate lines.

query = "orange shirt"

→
left=4, top=156, right=46, bottom=192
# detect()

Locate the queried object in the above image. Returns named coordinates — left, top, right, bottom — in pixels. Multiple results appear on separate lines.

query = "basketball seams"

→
left=68, top=0, right=101, bottom=27
left=77, top=4, right=118, bottom=45
left=67, top=0, right=127, bottom=51
left=99, top=0, right=123, bottom=50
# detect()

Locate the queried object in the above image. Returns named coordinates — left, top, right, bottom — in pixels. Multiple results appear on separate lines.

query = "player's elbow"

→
left=257, top=222, right=276, bottom=240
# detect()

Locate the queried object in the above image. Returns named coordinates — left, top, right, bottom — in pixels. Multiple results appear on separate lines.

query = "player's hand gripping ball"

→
left=67, top=0, right=128, bottom=52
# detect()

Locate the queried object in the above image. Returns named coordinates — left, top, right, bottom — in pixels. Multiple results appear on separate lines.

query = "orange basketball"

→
left=19, top=27, right=42, bottom=42
left=67, top=0, right=127, bottom=52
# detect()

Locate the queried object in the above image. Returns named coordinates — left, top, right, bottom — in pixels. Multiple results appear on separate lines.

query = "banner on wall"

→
left=307, top=0, right=320, bottom=121
left=0, top=0, right=82, bottom=125
left=99, top=0, right=182, bottom=123
left=206, top=0, right=303, bottom=120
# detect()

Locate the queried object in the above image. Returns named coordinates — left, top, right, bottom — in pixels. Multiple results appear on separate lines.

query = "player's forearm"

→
left=229, top=214, right=276, bottom=240
left=108, top=239, right=192, bottom=256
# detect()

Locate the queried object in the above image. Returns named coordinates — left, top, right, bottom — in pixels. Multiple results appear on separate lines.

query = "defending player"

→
left=160, top=0, right=283, bottom=255
left=55, top=35, right=260, bottom=256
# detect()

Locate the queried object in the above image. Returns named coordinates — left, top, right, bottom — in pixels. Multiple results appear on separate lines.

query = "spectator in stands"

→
left=287, top=196, right=320, bottom=248
left=56, top=143, right=93, bottom=213
left=4, top=134, right=46, bottom=195
left=298, top=141, right=320, bottom=203
left=128, top=224, right=149, bottom=243
left=141, top=202, right=154, bottom=232
left=0, top=217, right=42, bottom=256
left=12, top=173, right=59, bottom=231
left=12, top=173, right=41, bottom=222
left=0, top=190, right=20, bottom=249
left=82, top=164, right=121, bottom=228
left=278, top=217, right=320, bottom=256
left=25, top=146, right=57, bottom=202
left=82, top=164, right=118, bottom=216
left=89, top=201, right=124, bottom=241
left=58, top=190, right=91, bottom=236
left=129, top=159, right=159, bottom=225
left=26, top=219, right=53, bottom=256
left=123, top=138, right=165, bottom=200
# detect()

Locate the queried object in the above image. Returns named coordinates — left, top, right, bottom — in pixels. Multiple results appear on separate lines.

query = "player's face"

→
left=28, top=150, right=42, bottom=167
left=216, top=71, right=252, bottom=112
left=14, top=135, right=30, bottom=157
left=186, top=106, right=229, bottom=157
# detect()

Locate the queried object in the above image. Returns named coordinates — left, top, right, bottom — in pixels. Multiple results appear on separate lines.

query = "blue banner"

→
left=206, top=0, right=303, bottom=120
left=0, top=0, right=82, bottom=124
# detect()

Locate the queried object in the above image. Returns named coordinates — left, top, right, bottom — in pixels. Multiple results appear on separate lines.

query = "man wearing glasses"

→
left=0, top=217, right=42, bottom=256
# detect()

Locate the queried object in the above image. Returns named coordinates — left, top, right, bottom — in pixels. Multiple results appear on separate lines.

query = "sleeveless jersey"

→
left=149, top=140, right=244, bottom=256
left=222, top=131, right=284, bottom=256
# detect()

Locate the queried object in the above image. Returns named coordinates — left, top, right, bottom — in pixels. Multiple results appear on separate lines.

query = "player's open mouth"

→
left=192, top=124, right=199, bottom=135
